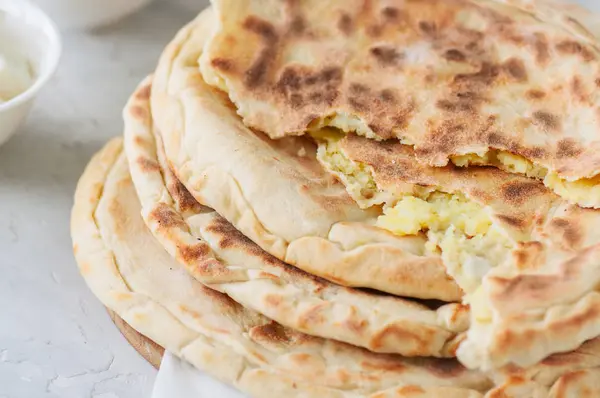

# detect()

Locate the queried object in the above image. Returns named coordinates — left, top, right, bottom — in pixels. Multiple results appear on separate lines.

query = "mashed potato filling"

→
left=316, top=119, right=600, bottom=208
left=452, top=151, right=600, bottom=208
left=313, top=128, right=392, bottom=208
left=378, top=193, right=513, bottom=295
left=315, top=131, right=515, bottom=297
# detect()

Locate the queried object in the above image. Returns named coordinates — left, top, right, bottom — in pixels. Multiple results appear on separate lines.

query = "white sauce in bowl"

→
left=0, top=52, right=34, bottom=103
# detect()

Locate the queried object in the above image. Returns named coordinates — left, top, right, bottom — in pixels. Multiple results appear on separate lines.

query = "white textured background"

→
left=579, top=0, right=600, bottom=12
left=0, top=1, right=207, bottom=397
left=0, top=0, right=598, bottom=397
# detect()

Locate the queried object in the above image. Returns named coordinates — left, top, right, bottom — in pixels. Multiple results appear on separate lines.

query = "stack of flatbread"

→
left=71, top=1, right=600, bottom=396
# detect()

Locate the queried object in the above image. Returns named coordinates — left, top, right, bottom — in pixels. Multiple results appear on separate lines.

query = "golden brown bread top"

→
left=202, top=0, right=600, bottom=181
left=151, top=11, right=464, bottom=301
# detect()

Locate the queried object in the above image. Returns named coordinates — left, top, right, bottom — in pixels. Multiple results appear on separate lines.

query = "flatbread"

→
left=319, top=127, right=600, bottom=371
left=485, top=337, right=600, bottom=396
left=152, top=7, right=600, bottom=370
left=321, top=133, right=557, bottom=241
left=199, top=0, right=600, bottom=208
left=69, top=140, right=600, bottom=396
left=461, top=232, right=600, bottom=371
left=150, top=9, right=463, bottom=301
left=70, top=138, right=492, bottom=397
left=487, top=368, right=600, bottom=397
left=124, top=76, right=468, bottom=357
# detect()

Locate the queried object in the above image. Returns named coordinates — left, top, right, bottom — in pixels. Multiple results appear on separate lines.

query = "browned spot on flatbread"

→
left=135, top=84, right=151, bottom=100
left=179, top=304, right=201, bottom=320
left=250, top=322, right=307, bottom=346
left=134, top=135, right=148, bottom=147
left=130, top=105, right=148, bottom=121
left=204, top=216, right=282, bottom=266
left=427, top=359, right=469, bottom=379
left=243, top=15, right=277, bottom=41
left=421, top=121, right=466, bottom=156
left=289, top=16, right=306, bottom=36
left=243, top=16, right=278, bottom=88
left=454, top=62, right=499, bottom=85
left=167, top=177, right=204, bottom=213
left=218, top=237, right=235, bottom=249
left=290, top=353, right=312, bottom=364
left=346, top=85, right=413, bottom=137
left=419, top=21, right=437, bottom=36
left=211, top=58, right=235, bottom=72
left=370, top=324, right=430, bottom=354
left=486, top=131, right=510, bottom=147
left=148, top=203, right=186, bottom=229
left=533, top=33, right=550, bottom=65
left=133, top=135, right=156, bottom=157
left=496, top=214, right=527, bottom=229
left=443, top=49, right=466, bottom=62
left=571, top=76, right=589, bottom=103
left=397, top=386, right=425, bottom=395
left=512, top=241, right=545, bottom=271
left=379, top=89, right=395, bottom=103
left=526, top=89, right=546, bottom=100
left=361, top=356, right=406, bottom=373
left=178, top=243, right=211, bottom=264
left=521, top=145, right=546, bottom=159
left=556, top=138, right=583, bottom=159
left=436, top=98, right=474, bottom=113
left=277, top=66, right=342, bottom=108
left=136, top=157, right=160, bottom=173
left=264, top=294, right=283, bottom=308
left=370, top=45, right=403, bottom=66
left=297, top=302, right=327, bottom=328
left=345, top=318, right=368, bottom=335
left=338, top=12, right=353, bottom=34
left=381, top=6, right=400, bottom=20
left=532, top=111, right=561, bottom=132
left=449, top=304, right=470, bottom=326
left=541, top=346, right=583, bottom=366
left=556, top=40, right=596, bottom=62
left=500, top=181, right=546, bottom=206
left=486, top=376, right=527, bottom=398
left=194, top=257, right=234, bottom=281
left=503, top=58, right=528, bottom=82
left=366, top=24, right=384, bottom=38
left=550, top=218, right=582, bottom=249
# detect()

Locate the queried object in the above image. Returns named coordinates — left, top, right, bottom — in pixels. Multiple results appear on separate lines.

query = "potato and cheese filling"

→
left=318, top=121, right=600, bottom=208
left=378, top=193, right=513, bottom=295
left=452, top=151, right=600, bottom=208
left=314, top=128, right=393, bottom=208
left=377, top=193, right=491, bottom=237
left=315, top=131, right=515, bottom=295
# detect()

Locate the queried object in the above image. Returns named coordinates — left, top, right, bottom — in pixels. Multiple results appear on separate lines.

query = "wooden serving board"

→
left=107, top=308, right=164, bottom=369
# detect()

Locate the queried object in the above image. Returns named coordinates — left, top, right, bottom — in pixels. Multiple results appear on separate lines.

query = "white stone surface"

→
left=0, top=1, right=208, bottom=396
left=2, top=1, right=599, bottom=397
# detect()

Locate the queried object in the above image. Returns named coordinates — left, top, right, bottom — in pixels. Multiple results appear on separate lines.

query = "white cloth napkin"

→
left=152, top=352, right=246, bottom=398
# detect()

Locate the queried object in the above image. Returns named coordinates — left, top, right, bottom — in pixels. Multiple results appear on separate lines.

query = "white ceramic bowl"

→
left=0, top=0, right=61, bottom=148
left=33, top=0, right=154, bottom=30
